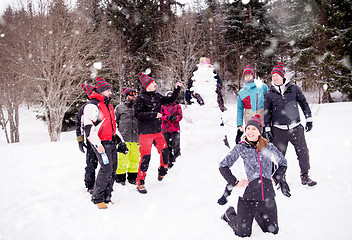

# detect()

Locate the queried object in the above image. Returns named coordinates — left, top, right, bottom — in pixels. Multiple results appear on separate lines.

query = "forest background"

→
left=0, top=0, right=351, bottom=143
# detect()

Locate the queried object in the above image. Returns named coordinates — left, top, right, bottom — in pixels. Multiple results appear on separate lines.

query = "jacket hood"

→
left=89, top=91, right=105, bottom=102
left=243, top=81, right=258, bottom=91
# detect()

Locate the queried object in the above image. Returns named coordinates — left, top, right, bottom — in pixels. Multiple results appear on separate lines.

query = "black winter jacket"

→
left=134, top=87, right=181, bottom=134
left=264, top=82, right=312, bottom=128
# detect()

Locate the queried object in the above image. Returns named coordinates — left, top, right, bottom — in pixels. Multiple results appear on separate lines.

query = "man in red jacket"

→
left=83, top=77, right=128, bottom=209
left=134, top=72, right=182, bottom=194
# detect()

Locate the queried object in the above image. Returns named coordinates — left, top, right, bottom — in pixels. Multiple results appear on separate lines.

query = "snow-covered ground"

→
left=1, top=98, right=352, bottom=239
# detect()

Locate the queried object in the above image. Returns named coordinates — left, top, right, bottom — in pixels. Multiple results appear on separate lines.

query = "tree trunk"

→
left=0, top=106, right=10, bottom=144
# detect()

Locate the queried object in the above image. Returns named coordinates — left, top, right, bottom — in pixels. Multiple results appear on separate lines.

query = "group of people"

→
left=219, top=62, right=317, bottom=237
left=76, top=73, right=183, bottom=208
left=75, top=61, right=317, bottom=237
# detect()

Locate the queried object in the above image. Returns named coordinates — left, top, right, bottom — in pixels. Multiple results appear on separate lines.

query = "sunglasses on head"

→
left=128, top=91, right=136, bottom=96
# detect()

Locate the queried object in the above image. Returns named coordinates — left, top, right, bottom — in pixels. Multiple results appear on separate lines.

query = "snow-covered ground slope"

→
left=0, top=100, right=352, bottom=240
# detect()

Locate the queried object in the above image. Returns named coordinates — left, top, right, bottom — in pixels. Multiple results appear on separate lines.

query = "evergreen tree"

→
left=105, top=0, right=180, bottom=81
left=223, top=0, right=274, bottom=89
left=314, top=0, right=352, bottom=99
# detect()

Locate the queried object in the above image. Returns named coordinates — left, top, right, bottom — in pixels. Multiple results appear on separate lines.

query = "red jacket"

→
left=84, top=92, right=117, bottom=144
left=161, top=103, right=183, bottom=133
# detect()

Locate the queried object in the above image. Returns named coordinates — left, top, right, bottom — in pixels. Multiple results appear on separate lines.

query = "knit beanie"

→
left=95, top=77, right=111, bottom=93
left=271, top=62, right=285, bottom=78
left=246, top=114, right=263, bottom=134
left=139, top=72, right=155, bottom=89
left=81, top=84, right=95, bottom=98
left=122, top=87, right=131, bottom=96
left=243, top=65, right=254, bottom=78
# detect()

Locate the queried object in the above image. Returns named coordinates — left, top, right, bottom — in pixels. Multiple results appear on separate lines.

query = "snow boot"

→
left=158, top=166, right=168, bottom=181
left=221, top=206, right=238, bottom=234
left=300, top=173, right=317, bottom=186
left=137, top=184, right=147, bottom=194
left=96, top=202, right=108, bottom=209
left=221, top=206, right=237, bottom=223
left=127, top=172, right=137, bottom=185
left=116, top=173, right=126, bottom=185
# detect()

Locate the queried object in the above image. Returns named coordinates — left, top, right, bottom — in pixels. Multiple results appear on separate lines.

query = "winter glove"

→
left=235, top=129, right=243, bottom=144
left=167, top=115, right=177, bottom=121
left=279, top=181, right=291, bottom=197
left=77, top=136, right=87, bottom=153
left=117, top=142, right=129, bottom=154
left=273, top=168, right=291, bottom=197
left=217, top=184, right=234, bottom=205
left=305, top=121, right=313, bottom=132
left=265, top=131, right=273, bottom=142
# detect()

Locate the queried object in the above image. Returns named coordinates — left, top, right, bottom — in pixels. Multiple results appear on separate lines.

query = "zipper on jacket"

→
left=256, top=149, right=264, bottom=201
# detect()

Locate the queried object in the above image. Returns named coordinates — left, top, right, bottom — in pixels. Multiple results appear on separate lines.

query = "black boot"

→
left=127, top=172, right=137, bottom=185
left=221, top=206, right=237, bottom=223
left=116, top=173, right=126, bottom=185
left=158, top=166, right=168, bottom=181
left=221, top=206, right=238, bottom=234
left=301, top=173, right=317, bottom=186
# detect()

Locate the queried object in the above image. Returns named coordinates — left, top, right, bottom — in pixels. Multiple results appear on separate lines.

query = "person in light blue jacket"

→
left=236, top=65, right=268, bottom=143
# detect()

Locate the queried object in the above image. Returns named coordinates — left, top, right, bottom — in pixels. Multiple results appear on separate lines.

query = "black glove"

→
left=167, top=115, right=177, bottom=121
left=279, top=181, right=291, bottom=197
left=117, top=142, right=129, bottom=154
left=235, top=129, right=243, bottom=144
left=78, top=141, right=87, bottom=153
left=217, top=195, right=228, bottom=205
left=265, top=131, right=273, bottom=142
left=217, top=184, right=233, bottom=205
left=305, top=121, right=313, bottom=132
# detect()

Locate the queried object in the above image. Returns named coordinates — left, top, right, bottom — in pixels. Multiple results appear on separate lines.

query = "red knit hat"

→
left=122, top=87, right=131, bottom=96
left=95, top=77, right=111, bottom=93
left=271, top=62, right=285, bottom=78
left=81, top=84, right=95, bottom=98
left=139, top=72, right=155, bottom=89
left=246, top=114, right=263, bottom=134
left=242, top=64, right=254, bottom=78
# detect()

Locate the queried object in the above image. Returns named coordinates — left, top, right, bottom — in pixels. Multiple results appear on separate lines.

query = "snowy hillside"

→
left=0, top=100, right=352, bottom=240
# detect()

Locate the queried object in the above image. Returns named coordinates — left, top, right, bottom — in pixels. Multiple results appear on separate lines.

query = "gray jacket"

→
left=115, top=100, right=139, bottom=143
left=219, top=139, right=287, bottom=201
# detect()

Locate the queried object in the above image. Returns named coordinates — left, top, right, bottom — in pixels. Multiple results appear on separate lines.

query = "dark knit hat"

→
left=122, top=87, right=131, bottom=96
left=95, top=77, right=111, bottom=93
left=246, top=114, right=263, bottom=134
left=122, top=87, right=136, bottom=98
left=81, top=84, right=95, bottom=98
left=271, top=62, right=285, bottom=78
left=243, top=64, right=254, bottom=78
left=139, top=72, right=155, bottom=89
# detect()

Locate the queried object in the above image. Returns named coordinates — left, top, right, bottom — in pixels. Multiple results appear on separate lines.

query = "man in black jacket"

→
left=134, top=72, right=182, bottom=194
left=264, top=62, right=317, bottom=187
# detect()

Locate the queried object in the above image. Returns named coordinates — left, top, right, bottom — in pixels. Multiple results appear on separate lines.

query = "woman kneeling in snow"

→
left=218, top=115, right=291, bottom=237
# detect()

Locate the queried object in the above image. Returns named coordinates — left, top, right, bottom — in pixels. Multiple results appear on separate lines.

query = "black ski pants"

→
left=84, top=141, right=98, bottom=190
left=92, top=141, right=117, bottom=204
left=272, top=125, right=310, bottom=174
left=162, top=132, right=181, bottom=163
left=228, top=197, right=279, bottom=237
